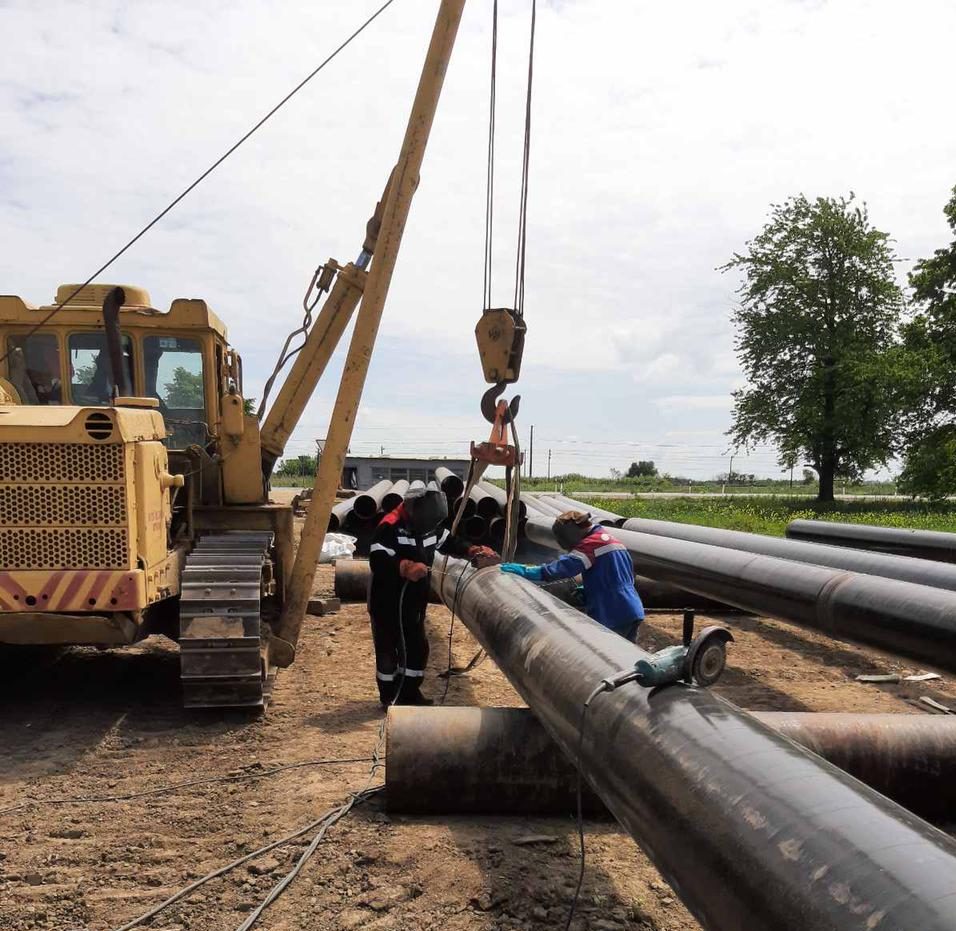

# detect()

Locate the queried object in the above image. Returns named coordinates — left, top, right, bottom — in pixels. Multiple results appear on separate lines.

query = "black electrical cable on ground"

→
left=0, top=756, right=373, bottom=816
left=564, top=680, right=613, bottom=931
left=0, top=0, right=398, bottom=366
left=109, top=581, right=413, bottom=931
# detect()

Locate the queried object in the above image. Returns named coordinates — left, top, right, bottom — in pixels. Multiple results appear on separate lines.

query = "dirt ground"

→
left=3, top=512, right=956, bottom=931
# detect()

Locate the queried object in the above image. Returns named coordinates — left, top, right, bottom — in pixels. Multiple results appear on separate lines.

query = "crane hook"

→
left=481, top=382, right=521, bottom=425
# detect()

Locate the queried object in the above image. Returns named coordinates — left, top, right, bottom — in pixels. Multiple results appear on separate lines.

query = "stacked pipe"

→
left=525, top=517, right=956, bottom=673
left=787, top=519, right=956, bottom=563
left=430, top=558, right=956, bottom=931
left=623, top=517, right=956, bottom=592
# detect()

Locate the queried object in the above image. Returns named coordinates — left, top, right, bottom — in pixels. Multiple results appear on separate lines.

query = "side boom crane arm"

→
left=271, top=0, right=466, bottom=667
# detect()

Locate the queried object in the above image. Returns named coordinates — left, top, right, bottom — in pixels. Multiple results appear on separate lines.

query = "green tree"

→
left=626, top=460, right=658, bottom=478
left=724, top=194, right=904, bottom=502
left=897, top=187, right=956, bottom=497
left=163, top=366, right=204, bottom=408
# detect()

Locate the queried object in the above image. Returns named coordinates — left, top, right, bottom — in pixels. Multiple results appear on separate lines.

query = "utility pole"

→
left=529, top=425, right=534, bottom=479
left=547, top=448, right=551, bottom=480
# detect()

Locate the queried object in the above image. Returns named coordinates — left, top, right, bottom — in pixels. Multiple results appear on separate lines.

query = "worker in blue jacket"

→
left=499, top=510, right=645, bottom=642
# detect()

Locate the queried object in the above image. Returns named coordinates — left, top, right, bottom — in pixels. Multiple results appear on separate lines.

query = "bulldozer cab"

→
left=0, top=283, right=236, bottom=451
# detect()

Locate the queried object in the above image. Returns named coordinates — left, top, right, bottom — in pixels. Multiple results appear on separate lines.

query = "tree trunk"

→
left=818, top=357, right=837, bottom=502
left=818, top=455, right=835, bottom=502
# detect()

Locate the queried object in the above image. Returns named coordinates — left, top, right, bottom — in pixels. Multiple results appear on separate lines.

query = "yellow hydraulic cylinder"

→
left=259, top=262, right=366, bottom=473
left=272, top=0, right=466, bottom=667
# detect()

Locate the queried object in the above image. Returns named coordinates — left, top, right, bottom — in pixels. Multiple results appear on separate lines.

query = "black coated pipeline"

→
left=525, top=517, right=956, bottom=673
left=787, top=519, right=956, bottom=563
left=623, top=517, right=956, bottom=592
left=431, top=558, right=956, bottom=931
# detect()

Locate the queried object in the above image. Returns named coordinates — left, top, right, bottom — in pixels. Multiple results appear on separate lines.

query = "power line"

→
left=0, top=0, right=398, bottom=364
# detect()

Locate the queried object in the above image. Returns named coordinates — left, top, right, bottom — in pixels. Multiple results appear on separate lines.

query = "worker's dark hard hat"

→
left=553, top=510, right=592, bottom=550
left=404, top=482, right=448, bottom=536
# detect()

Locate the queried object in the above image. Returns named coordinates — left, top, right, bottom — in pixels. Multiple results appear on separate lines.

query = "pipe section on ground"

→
left=526, top=517, right=956, bottom=674
left=328, top=496, right=357, bottom=532
left=522, top=493, right=564, bottom=517
left=547, top=493, right=625, bottom=526
left=471, top=484, right=500, bottom=520
left=353, top=479, right=393, bottom=520
left=382, top=479, right=409, bottom=513
left=462, top=514, right=488, bottom=542
left=334, top=557, right=732, bottom=611
left=787, top=519, right=956, bottom=563
left=434, top=466, right=464, bottom=500
left=387, top=706, right=956, bottom=822
left=451, top=495, right=477, bottom=520
left=431, top=558, right=956, bottom=931
left=623, top=518, right=956, bottom=593
left=478, top=481, right=526, bottom=521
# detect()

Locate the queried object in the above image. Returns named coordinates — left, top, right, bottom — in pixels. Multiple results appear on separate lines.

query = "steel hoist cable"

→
left=0, top=0, right=398, bottom=366
left=513, top=0, right=536, bottom=318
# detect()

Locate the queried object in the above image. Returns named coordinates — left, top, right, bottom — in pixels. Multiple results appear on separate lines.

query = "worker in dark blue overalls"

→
left=499, top=510, right=645, bottom=642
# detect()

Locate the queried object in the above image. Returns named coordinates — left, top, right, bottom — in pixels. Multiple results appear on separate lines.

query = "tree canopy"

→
left=897, top=187, right=956, bottom=498
left=626, top=460, right=657, bottom=478
left=163, top=366, right=204, bottom=409
left=725, top=194, right=904, bottom=501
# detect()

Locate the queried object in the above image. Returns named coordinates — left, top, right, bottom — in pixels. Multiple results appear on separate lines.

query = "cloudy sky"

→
left=2, top=0, right=954, bottom=479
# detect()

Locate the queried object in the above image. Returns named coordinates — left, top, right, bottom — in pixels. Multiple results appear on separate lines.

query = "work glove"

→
left=570, top=584, right=586, bottom=608
left=398, top=560, right=429, bottom=582
left=467, top=545, right=500, bottom=569
left=499, top=563, right=543, bottom=581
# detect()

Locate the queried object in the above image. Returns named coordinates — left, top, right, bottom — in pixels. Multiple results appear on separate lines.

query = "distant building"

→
left=342, top=455, right=470, bottom=490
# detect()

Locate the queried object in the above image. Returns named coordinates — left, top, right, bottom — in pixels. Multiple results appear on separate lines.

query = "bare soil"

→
left=3, top=510, right=956, bottom=931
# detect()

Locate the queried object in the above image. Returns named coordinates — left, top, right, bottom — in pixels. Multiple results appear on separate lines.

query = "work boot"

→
left=396, top=684, right=434, bottom=706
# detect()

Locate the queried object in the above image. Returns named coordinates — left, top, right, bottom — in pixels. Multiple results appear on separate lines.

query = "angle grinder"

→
left=601, top=610, right=734, bottom=692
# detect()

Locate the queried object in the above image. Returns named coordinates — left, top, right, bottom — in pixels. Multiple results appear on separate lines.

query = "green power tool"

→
left=601, top=610, right=734, bottom=692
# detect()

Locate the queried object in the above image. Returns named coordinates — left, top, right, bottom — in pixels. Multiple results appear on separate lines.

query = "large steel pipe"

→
left=387, top=705, right=604, bottom=815
left=788, top=520, right=956, bottom=563
left=328, top=496, right=357, bottom=532
left=450, top=495, right=477, bottom=520
left=434, top=466, right=464, bottom=500
left=623, top=518, right=956, bottom=593
left=526, top=517, right=956, bottom=674
left=382, top=479, right=409, bottom=513
left=470, top=484, right=500, bottom=520
left=462, top=514, right=488, bottom=542
left=387, top=706, right=956, bottom=822
left=547, top=493, right=625, bottom=526
left=519, top=494, right=552, bottom=517
left=522, top=493, right=563, bottom=517
left=337, top=555, right=730, bottom=610
left=431, top=559, right=956, bottom=931
left=335, top=558, right=441, bottom=604
left=478, top=480, right=526, bottom=520
left=352, top=479, right=393, bottom=520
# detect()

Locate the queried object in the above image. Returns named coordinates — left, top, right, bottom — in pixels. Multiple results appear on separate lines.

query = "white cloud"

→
left=2, top=0, right=954, bottom=478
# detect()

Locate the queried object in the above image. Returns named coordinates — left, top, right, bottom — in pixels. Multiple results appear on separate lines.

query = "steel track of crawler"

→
left=178, top=532, right=274, bottom=710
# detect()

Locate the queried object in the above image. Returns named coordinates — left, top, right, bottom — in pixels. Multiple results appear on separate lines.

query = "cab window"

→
left=144, top=336, right=207, bottom=448
left=6, top=333, right=62, bottom=405
left=69, top=333, right=134, bottom=405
